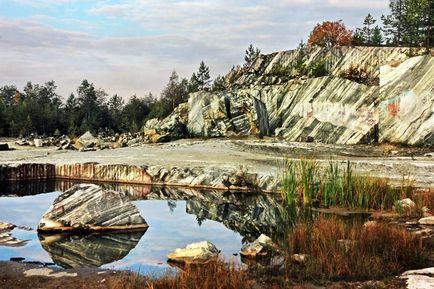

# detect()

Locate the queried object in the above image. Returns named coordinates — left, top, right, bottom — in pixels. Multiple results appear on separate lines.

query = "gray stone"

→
left=34, top=138, right=43, bottom=147
left=167, top=241, right=220, bottom=264
left=37, top=184, right=148, bottom=232
left=240, top=234, right=277, bottom=258
left=76, top=131, right=99, bottom=149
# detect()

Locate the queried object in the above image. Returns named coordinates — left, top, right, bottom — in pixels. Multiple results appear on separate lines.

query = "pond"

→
left=0, top=181, right=292, bottom=274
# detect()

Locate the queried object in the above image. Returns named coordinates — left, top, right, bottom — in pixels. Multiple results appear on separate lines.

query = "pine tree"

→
left=362, top=14, right=376, bottom=44
left=187, top=73, right=200, bottom=93
left=196, top=61, right=211, bottom=90
left=211, top=75, right=226, bottom=92
left=371, top=26, right=384, bottom=45
left=244, top=44, right=261, bottom=65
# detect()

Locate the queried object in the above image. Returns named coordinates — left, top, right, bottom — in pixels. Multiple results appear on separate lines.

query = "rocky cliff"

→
left=146, top=47, right=433, bottom=146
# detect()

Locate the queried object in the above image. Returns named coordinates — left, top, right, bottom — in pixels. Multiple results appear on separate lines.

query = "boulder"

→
left=240, top=234, right=277, bottom=258
left=167, top=241, right=220, bottom=264
left=76, top=131, right=99, bottom=149
left=34, top=138, right=44, bottom=147
left=37, top=184, right=148, bottom=232
left=418, top=216, right=434, bottom=226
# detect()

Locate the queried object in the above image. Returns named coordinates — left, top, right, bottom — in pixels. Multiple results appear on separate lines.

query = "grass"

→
left=280, top=159, right=406, bottom=210
left=285, top=216, right=429, bottom=281
left=103, top=260, right=253, bottom=289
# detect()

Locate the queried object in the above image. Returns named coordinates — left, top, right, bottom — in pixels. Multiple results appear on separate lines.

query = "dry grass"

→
left=103, top=260, right=253, bottom=289
left=285, top=216, right=428, bottom=281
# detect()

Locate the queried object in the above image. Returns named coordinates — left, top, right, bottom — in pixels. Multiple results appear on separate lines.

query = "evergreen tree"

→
left=372, top=26, right=384, bottom=45
left=187, top=73, right=200, bottom=93
left=362, top=14, right=376, bottom=44
left=160, top=71, right=188, bottom=116
left=244, top=44, right=261, bottom=65
left=196, top=61, right=211, bottom=90
left=211, top=75, right=226, bottom=92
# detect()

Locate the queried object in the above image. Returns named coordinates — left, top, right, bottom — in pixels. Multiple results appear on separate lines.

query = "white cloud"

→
left=0, top=0, right=390, bottom=98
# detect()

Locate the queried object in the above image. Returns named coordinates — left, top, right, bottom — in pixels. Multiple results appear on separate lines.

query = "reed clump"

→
left=286, top=216, right=428, bottom=280
left=280, top=159, right=404, bottom=210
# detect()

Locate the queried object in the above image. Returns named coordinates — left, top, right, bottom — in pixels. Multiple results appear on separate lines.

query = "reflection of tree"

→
left=167, top=200, right=177, bottom=214
left=196, top=215, right=206, bottom=227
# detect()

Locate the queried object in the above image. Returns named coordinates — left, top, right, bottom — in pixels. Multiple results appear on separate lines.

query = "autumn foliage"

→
left=308, top=20, right=353, bottom=47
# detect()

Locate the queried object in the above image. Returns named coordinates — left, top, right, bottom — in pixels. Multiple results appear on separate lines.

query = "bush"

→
left=340, top=66, right=379, bottom=86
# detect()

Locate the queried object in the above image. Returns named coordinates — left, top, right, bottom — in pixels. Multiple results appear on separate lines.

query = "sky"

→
left=0, top=0, right=390, bottom=100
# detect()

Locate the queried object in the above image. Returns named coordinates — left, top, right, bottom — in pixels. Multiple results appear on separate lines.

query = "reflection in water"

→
left=144, top=187, right=293, bottom=245
left=1, top=180, right=369, bottom=270
left=38, top=230, right=147, bottom=268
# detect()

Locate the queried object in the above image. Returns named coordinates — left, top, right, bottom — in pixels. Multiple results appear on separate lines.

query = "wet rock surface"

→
left=37, top=184, right=148, bottom=232
left=167, top=241, right=220, bottom=264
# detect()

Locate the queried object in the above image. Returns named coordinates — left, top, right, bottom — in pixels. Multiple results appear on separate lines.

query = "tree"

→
left=187, top=73, right=200, bottom=93
left=121, top=95, right=150, bottom=131
left=308, top=20, right=353, bottom=47
left=371, top=26, right=384, bottom=45
left=211, top=75, right=226, bottom=92
left=362, top=14, right=376, bottom=44
left=381, top=0, right=432, bottom=47
left=107, top=94, right=124, bottom=131
left=196, top=61, right=211, bottom=90
left=0, top=85, right=18, bottom=105
left=159, top=71, right=188, bottom=117
left=245, top=44, right=261, bottom=65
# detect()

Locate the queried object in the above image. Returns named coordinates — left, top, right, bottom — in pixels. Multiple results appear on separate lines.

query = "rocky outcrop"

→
left=39, top=231, right=146, bottom=268
left=0, top=163, right=55, bottom=181
left=167, top=241, right=220, bottom=264
left=148, top=47, right=433, bottom=145
left=37, top=184, right=148, bottom=232
left=379, top=56, right=434, bottom=145
left=55, top=163, right=152, bottom=184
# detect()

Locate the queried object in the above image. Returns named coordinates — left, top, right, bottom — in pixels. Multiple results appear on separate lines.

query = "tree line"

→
left=0, top=60, right=228, bottom=137
left=308, top=0, right=433, bottom=48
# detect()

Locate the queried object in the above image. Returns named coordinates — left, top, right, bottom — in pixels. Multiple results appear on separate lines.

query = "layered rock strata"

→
left=146, top=47, right=433, bottom=145
left=38, top=184, right=148, bottom=232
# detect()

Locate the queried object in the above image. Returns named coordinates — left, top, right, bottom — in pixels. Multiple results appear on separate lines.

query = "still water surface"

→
left=0, top=182, right=286, bottom=274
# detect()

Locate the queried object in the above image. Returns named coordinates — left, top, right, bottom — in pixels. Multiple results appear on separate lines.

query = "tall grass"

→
left=286, top=216, right=428, bottom=280
left=280, top=159, right=405, bottom=210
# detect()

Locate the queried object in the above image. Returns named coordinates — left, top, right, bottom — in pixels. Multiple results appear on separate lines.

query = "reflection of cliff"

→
left=38, top=230, right=146, bottom=268
left=146, top=187, right=292, bottom=244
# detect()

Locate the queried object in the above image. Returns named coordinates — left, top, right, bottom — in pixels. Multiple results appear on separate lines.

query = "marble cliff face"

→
left=146, top=47, right=433, bottom=146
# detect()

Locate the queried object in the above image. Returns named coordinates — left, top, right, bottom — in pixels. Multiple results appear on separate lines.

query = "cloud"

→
left=0, top=0, right=390, bottom=98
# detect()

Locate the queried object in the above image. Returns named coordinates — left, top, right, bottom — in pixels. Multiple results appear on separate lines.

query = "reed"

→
left=280, top=159, right=408, bottom=210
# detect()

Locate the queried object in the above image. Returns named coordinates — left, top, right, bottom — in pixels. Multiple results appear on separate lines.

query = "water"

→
left=0, top=181, right=289, bottom=274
